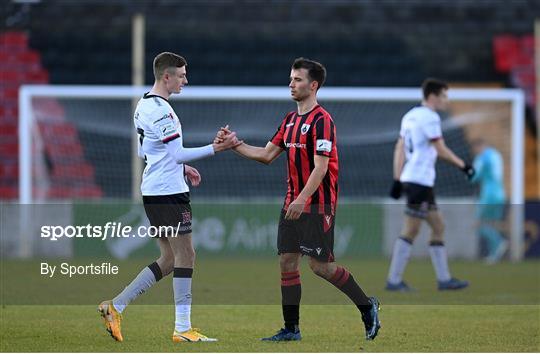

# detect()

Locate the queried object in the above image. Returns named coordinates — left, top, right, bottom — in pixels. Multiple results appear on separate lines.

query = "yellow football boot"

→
left=172, top=328, right=217, bottom=342
left=98, top=300, right=123, bottom=342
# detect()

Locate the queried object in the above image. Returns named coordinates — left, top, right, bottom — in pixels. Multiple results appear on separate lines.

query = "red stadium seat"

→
left=0, top=163, right=18, bottom=179
left=0, top=123, right=17, bottom=137
left=0, top=87, right=18, bottom=100
left=17, top=50, right=41, bottom=65
left=51, top=163, right=95, bottom=179
left=0, top=185, right=18, bottom=199
left=0, top=32, right=28, bottom=48
left=0, top=142, right=18, bottom=157
left=45, top=142, right=83, bottom=157
left=493, top=35, right=520, bottom=73
left=33, top=98, right=65, bottom=119
left=38, top=122, right=78, bottom=141
left=47, top=185, right=103, bottom=199
left=25, top=70, right=49, bottom=84
left=0, top=71, right=21, bottom=82
left=0, top=106, right=18, bottom=123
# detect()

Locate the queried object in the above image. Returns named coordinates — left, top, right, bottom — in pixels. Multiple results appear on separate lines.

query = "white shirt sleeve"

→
left=399, top=119, right=406, bottom=138
left=422, top=113, right=442, bottom=141
left=164, top=138, right=215, bottom=164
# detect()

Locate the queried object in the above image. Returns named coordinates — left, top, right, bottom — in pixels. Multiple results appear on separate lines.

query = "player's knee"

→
left=432, top=221, right=445, bottom=236
left=172, top=246, right=195, bottom=263
left=157, top=256, right=174, bottom=275
left=186, top=247, right=196, bottom=262
left=162, top=248, right=174, bottom=262
left=308, top=259, right=328, bottom=278
left=403, top=224, right=421, bottom=238
left=279, top=254, right=299, bottom=272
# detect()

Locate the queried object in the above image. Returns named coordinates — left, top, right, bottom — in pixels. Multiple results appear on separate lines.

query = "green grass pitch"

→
left=1, top=258, right=539, bottom=352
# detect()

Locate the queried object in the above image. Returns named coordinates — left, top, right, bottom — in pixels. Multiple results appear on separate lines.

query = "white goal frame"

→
left=18, top=85, right=525, bottom=260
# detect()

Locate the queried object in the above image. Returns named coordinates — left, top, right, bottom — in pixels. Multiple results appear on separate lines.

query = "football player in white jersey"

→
left=386, top=78, right=475, bottom=291
left=98, top=52, right=240, bottom=343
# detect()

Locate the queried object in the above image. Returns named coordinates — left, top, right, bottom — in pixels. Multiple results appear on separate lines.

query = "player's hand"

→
left=213, top=131, right=243, bottom=152
left=462, top=163, right=475, bottom=180
left=184, top=164, right=201, bottom=187
left=213, top=125, right=230, bottom=144
left=285, top=196, right=307, bottom=220
left=389, top=179, right=402, bottom=199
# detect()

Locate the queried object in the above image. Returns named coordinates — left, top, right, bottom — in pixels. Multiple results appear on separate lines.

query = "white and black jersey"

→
left=399, top=105, right=442, bottom=187
left=133, top=93, right=189, bottom=196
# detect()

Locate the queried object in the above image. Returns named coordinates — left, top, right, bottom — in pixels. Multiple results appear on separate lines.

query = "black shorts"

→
left=403, top=182, right=437, bottom=219
left=142, top=192, right=192, bottom=236
left=277, top=209, right=335, bottom=262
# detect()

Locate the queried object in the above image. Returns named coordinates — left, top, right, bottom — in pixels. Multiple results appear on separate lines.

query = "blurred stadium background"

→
left=0, top=1, right=539, bottom=267
left=1, top=2, right=540, bottom=352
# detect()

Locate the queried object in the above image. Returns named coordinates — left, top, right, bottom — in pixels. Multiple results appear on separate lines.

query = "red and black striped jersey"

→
left=270, top=105, right=338, bottom=215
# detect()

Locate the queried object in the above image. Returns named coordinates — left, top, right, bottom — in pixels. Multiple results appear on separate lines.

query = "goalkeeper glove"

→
left=389, top=180, right=402, bottom=199
left=462, top=164, right=475, bottom=180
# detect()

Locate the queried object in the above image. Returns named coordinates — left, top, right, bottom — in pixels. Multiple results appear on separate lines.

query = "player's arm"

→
left=298, top=155, right=329, bottom=201
left=287, top=115, right=334, bottom=219
left=389, top=137, right=405, bottom=199
left=393, top=137, right=405, bottom=180
left=165, top=139, right=213, bottom=164
left=285, top=155, right=328, bottom=219
left=165, top=136, right=234, bottom=164
left=223, top=113, right=290, bottom=164
left=432, top=138, right=464, bottom=168
left=233, top=141, right=283, bottom=165
left=155, top=110, right=239, bottom=164
left=184, top=164, right=201, bottom=187
left=432, top=138, right=475, bottom=179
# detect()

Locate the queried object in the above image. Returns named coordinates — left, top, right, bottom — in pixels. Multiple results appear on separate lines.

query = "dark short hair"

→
left=422, top=78, right=448, bottom=100
left=153, top=52, right=187, bottom=80
left=292, top=57, right=326, bottom=90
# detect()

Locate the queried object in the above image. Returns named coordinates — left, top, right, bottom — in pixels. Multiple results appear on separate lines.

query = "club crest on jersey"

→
left=301, top=123, right=310, bottom=135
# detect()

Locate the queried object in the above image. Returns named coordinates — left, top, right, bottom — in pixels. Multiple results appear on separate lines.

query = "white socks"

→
left=173, top=268, right=193, bottom=332
left=429, top=242, right=451, bottom=282
left=110, top=263, right=195, bottom=333
left=113, top=262, right=163, bottom=313
left=387, top=237, right=412, bottom=284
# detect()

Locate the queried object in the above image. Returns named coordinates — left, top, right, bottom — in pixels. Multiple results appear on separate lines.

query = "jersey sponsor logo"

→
left=301, top=123, right=310, bottom=135
left=300, top=245, right=313, bottom=253
left=285, top=142, right=306, bottom=149
left=286, top=123, right=295, bottom=127
left=316, top=139, right=332, bottom=152
left=153, top=113, right=174, bottom=124
left=158, top=120, right=177, bottom=139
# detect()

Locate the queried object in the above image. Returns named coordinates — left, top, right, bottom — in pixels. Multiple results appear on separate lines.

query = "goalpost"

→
left=18, top=85, right=525, bottom=260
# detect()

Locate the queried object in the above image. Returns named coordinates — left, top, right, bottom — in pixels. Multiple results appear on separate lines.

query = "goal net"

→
left=11, top=86, right=525, bottom=260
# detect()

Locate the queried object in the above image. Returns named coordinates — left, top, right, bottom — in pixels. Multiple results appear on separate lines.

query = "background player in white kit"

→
left=98, top=52, right=240, bottom=342
left=387, top=78, right=475, bottom=292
